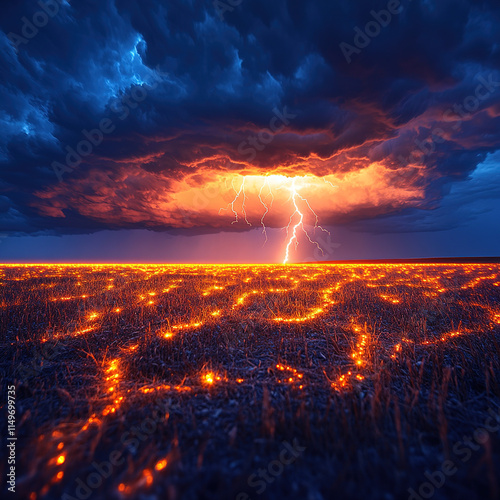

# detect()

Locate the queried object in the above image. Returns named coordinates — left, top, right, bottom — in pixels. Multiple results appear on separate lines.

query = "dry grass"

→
left=1, top=263, right=500, bottom=500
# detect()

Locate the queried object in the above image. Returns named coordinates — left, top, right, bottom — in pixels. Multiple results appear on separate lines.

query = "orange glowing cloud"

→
left=33, top=159, right=426, bottom=233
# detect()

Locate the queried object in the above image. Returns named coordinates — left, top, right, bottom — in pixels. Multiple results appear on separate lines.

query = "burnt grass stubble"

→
left=0, top=264, right=500, bottom=500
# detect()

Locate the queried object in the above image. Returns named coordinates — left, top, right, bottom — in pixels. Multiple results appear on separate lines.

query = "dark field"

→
left=2, top=264, right=500, bottom=500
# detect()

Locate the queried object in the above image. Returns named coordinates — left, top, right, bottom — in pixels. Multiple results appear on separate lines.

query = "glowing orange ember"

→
left=155, top=459, right=168, bottom=471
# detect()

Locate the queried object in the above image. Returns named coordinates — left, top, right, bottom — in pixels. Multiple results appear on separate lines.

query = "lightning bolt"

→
left=220, top=175, right=333, bottom=264
left=219, top=176, right=251, bottom=226
left=258, top=178, right=274, bottom=243
left=283, top=179, right=329, bottom=264
left=283, top=178, right=303, bottom=264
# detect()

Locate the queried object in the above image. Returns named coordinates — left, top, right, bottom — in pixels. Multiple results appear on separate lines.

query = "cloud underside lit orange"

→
left=35, top=160, right=427, bottom=231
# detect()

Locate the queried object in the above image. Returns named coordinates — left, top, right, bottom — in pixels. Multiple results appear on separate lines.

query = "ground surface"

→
left=1, top=264, right=500, bottom=500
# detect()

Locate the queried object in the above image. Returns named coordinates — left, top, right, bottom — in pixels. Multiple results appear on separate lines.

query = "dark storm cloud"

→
left=1, top=0, right=500, bottom=234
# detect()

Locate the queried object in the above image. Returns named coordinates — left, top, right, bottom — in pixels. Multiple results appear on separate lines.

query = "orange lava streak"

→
left=331, top=322, right=370, bottom=391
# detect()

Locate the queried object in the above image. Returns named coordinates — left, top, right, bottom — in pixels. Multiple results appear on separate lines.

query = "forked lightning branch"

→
left=219, top=175, right=333, bottom=263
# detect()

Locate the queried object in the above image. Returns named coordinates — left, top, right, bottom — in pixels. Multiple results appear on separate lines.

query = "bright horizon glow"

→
left=1, top=262, right=497, bottom=267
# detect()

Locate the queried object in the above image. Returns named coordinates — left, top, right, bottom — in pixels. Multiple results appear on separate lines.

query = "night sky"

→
left=1, top=0, right=500, bottom=262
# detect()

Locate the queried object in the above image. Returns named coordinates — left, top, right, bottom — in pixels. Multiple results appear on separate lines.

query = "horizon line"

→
left=1, top=256, right=500, bottom=266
